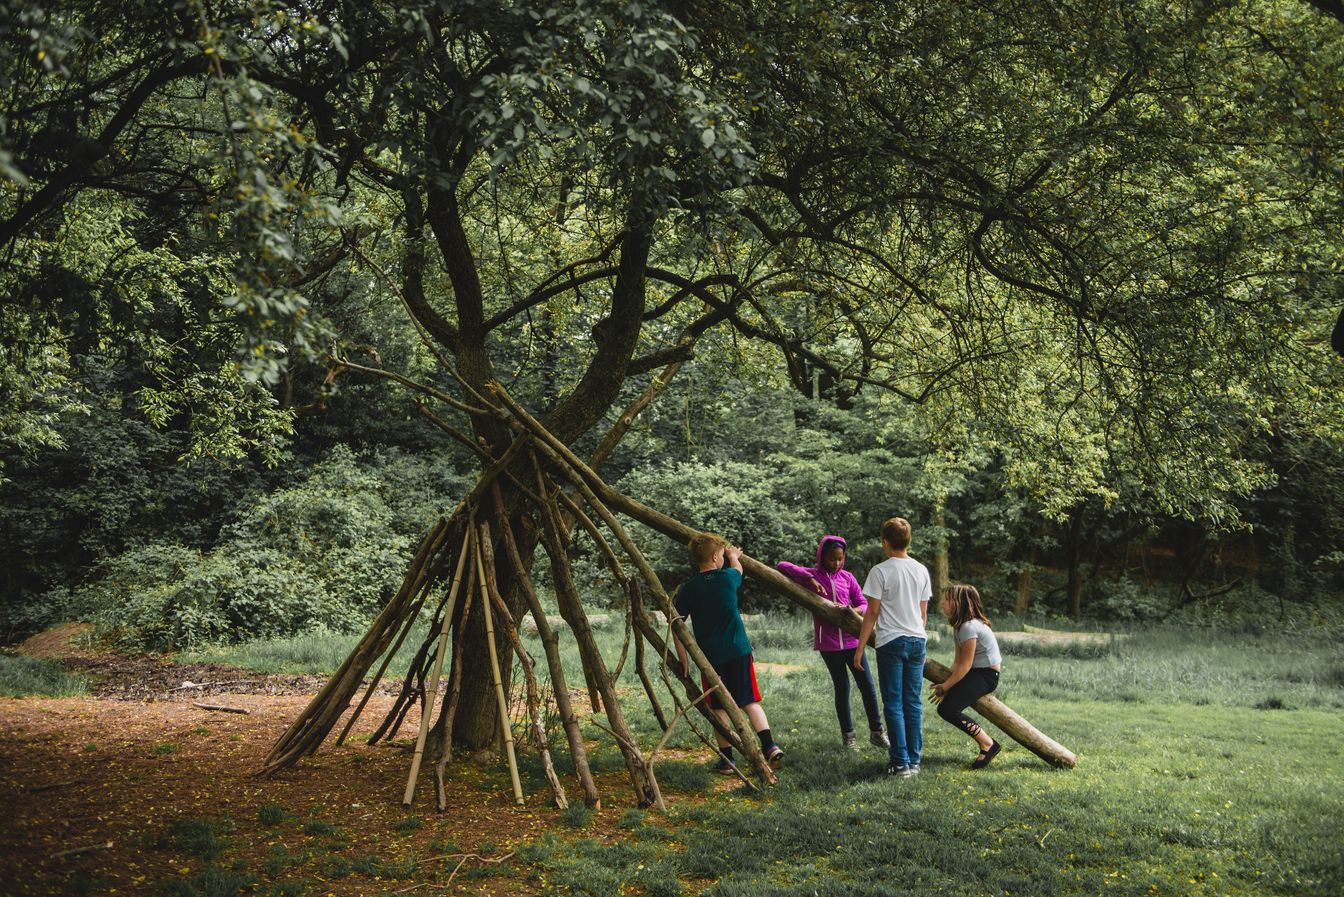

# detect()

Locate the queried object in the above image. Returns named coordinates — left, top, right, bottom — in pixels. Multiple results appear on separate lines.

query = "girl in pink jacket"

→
left=777, top=535, right=888, bottom=750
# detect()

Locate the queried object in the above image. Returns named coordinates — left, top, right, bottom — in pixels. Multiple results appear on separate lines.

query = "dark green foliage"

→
left=318, top=856, right=351, bottom=879
left=390, top=815, right=422, bottom=833
left=560, top=802, right=595, bottom=828
left=164, top=865, right=257, bottom=897
left=156, top=816, right=235, bottom=860
left=256, top=802, right=287, bottom=826
left=262, top=846, right=305, bottom=878
left=41, top=447, right=468, bottom=650
left=301, top=818, right=335, bottom=837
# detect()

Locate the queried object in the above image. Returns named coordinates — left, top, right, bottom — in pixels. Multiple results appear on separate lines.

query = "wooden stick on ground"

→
left=194, top=703, right=248, bottom=714
left=432, top=554, right=477, bottom=811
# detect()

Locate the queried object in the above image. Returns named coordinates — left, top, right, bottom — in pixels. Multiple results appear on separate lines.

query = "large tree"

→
left=4, top=0, right=1343, bottom=745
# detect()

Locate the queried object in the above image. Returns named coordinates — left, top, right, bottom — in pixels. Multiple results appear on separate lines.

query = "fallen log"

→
left=193, top=703, right=249, bottom=714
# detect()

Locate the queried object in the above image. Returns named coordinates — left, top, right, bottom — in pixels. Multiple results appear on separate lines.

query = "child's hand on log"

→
left=806, top=577, right=826, bottom=598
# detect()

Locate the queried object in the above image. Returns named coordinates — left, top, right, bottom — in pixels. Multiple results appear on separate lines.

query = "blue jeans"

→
left=876, top=636, right=926, bottom=767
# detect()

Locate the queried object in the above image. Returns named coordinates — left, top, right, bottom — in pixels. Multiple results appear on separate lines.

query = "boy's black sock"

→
left=718, top=746, right=734, bottom=762
left=756, top=729, right=776, bottom=752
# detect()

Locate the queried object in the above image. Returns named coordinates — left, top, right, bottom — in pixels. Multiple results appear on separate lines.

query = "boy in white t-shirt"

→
left=853, top=517, right=930, bottom=776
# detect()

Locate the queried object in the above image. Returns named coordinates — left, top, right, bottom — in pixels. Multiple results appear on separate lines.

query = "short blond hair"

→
left=689, top=532, right=728, bottom=566
left=881, top=517, right=912, bottom=551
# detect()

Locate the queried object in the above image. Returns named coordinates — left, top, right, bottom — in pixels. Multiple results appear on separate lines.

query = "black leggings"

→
left=937, top=667, right=1000, bottom=741
left=819, top=649, right=883, bottom=733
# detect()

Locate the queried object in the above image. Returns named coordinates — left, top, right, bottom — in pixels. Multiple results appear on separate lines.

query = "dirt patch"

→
left=0, top=642, right=693, bottom=896
left=753, top=662, right=804, bottom=676
left=17, top=622, right=99, bottom=660
left=1000, top=628, right=1126, bottom=646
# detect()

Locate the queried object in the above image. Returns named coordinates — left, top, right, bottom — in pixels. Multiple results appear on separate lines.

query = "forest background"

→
left=3, top=0, right=1344, bottom=665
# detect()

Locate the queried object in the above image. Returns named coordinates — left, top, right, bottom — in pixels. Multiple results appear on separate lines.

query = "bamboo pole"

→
left=489, top=482, right=602, bottom=808
left=433, top=560, right=477, bottom=811
left=476, top=519, right=569, bottom=809
left=403, top=526, right=473, bottom=807
left=474, top=527, right=525, bottom=806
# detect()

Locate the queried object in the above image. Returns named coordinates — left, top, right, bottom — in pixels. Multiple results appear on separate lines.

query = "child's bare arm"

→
left=932, top=639, right=975, bottom=699
left=725, top=545, right=743, bottom=572
left=853, top=598, right=880, bottom=669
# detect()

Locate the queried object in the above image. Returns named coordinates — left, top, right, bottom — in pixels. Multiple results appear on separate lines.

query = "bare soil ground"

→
left=1, top=626, right=655, bottom=897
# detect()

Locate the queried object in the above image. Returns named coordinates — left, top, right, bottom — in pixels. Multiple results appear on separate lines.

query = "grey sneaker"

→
left=842, top=731, right=858, bottom=751
left=869, top=729, right=890, bottom=749
left=900, top=764, right=920, bottom=778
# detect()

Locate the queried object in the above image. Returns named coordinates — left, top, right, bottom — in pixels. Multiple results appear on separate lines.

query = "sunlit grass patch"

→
left=176, top=621, right=431, bottom=675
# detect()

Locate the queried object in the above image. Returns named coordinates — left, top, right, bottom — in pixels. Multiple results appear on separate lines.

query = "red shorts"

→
left=701, top=653, right=762, bottom=710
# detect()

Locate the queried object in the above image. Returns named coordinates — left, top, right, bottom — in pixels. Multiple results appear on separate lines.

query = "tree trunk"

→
left=932, top=503, right=949, bottom=602
left=1013, top=564, right=1033, bottom=616
left=1066, top=510, right=1085, bottom=621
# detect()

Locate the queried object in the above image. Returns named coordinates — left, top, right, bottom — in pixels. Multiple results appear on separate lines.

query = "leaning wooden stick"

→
left=476, top=518, right=569, bottom=809
left=489, top=481, right=602, bottom=808
left=404, top=525, right=473, bottom=807
left=473, top=527, right=525, bottom=806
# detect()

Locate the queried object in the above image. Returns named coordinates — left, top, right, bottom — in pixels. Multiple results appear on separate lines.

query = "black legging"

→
left=937, top=667, right=1000, bottom=741
left=819, top=649, right=883, bottom=733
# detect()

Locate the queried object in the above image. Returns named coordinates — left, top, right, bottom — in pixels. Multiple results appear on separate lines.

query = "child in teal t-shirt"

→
left=675, top=533, right=784, bottom=773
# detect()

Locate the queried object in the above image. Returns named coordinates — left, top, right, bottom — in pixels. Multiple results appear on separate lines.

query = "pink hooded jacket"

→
left=776, top=535, right=867, bottom=652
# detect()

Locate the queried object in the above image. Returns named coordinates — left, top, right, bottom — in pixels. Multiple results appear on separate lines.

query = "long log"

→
left=489, top=381, right=1076, bottom=769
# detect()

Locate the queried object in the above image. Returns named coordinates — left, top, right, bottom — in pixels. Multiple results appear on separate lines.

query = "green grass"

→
left=0, top=653, right=88, bottom=697
left=161, top=605, right=1344, bottom=897
left=175, top=621, right=432, bottom=675
left=515, top=614, right=1344, bottom=897
left=154, top=815, right=235, bottom=860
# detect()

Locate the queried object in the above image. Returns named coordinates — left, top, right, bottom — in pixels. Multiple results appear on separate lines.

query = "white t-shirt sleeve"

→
left=861, top=564, right=884, bottom=602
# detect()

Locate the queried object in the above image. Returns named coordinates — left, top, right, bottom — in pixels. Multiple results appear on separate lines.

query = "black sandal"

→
left=970, top=740, right=1001, bottom=770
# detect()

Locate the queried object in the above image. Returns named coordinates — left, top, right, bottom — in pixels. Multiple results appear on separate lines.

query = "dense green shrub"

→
left=58, top=446, right=469, bottom=651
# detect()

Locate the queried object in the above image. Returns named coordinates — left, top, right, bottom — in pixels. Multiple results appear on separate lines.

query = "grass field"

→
left=0, top=653, right=88, bottom=697
left=167, top=610, right=1343, bottom=897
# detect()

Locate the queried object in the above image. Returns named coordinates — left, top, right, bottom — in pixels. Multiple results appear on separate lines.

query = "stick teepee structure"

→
left=261, top=380, right=1076, bottom=810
